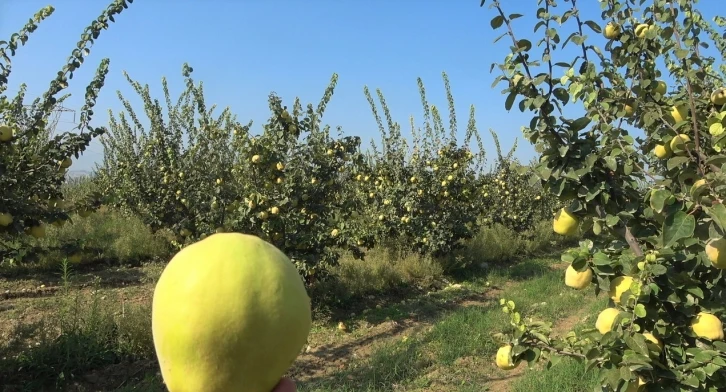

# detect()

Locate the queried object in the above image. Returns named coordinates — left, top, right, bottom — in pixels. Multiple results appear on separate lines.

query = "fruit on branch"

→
left=596, top=307, right=621, bottom=334
left=670, top=105, right=688, bottom=123
left=669, top=134, right=691, bottom=155
left=654, top=80, right=667, bottom=95
left=711, top=88, right=726, bottom=106
left=0, top=213, right=13, bottom=226
left=635, top=23, right=655, bottom=38
left=691, top=312, right=725, bottom=341
left=495, top=345, right=520, bottom=370
left=705, top=238, right=726, bottom=269
left=553, top=207, right=579, bottom=236
left=653, top=143, right=671, bottom=159
left=0, top=124, right=13, bottom=141
left=642, top=332, right=663, bottom=353
left=609, top=275, right=635, bottom=305
left=604, top=22, right=622, bottom=39
left=565, top=265, right=593, bottom=289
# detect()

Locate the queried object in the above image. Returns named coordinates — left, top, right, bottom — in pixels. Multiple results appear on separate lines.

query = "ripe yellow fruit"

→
left=178, top=172, right=185, bottom=179
left=670, top=133, right=691, bottom=155
left=270, top=206, right=280, bottom=215
left=670, top=105, right=688, bottom=123
left=331, top=229, right=339, bottom=238
left=553, top=208, right=579, bottom=236
left=691, top=312, right=724, bottom=340
left=447, top=175, right=454, bottom=181
left=609, top=276, right=635, bottom=304
left=59, top=158, right=72, bottom=169
left=623, top=104, right=636, bottom=117
left=276, top=162, right=285, bottom=171
left=705, top=238, right=726, bottom=269
left=596, top=307, right=620, bottom=334
left=410, top=176, right=417, bottom=183
left=216, top=178, right=223, bottom=185
left=0, top=124, right=14, bottom=141
left=251, top=155, right=261, bottom=163
left=635, top=23, right=653, bottom=38
left=711, top=88, right=726, bottom=106
left=642, top=332, right=663, bottom=352
left=28, top=224, right=46, bottom=239
left=326, top=149, right=334, bottom=156
left=653, top=143, right=671, bottom=159
left=152, top=233, right=311, bottom=392
left=604, top=22, right=621, bottom=39
left=259, top=211, right=269, bottom=220
left=337, top=321, right=347, bottom=332
left=0, top=212, right=13, bottom=226
left=495, top=345, right=519, bottom=370
left=564, top=265, right=593, bottom=289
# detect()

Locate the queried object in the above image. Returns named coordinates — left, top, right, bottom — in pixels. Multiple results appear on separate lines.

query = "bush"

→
left=34, top=208, right=171, bottom=267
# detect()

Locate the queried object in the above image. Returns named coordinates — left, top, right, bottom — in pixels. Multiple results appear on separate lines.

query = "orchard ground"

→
left=0, top=206, right=606, bottom=392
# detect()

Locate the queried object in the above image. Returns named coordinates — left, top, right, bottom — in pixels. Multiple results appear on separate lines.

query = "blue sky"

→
left=0, top=0, right=722, bottom=172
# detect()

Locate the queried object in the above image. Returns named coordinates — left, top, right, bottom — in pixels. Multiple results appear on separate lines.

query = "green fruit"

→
left=152, top=233, right=311, bottom=392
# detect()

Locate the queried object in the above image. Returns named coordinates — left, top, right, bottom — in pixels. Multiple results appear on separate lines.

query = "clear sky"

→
left=0, top=0, right=722, bottom=172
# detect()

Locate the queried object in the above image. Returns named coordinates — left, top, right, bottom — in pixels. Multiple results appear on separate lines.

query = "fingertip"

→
left=272, top=377, right=297, bottom=392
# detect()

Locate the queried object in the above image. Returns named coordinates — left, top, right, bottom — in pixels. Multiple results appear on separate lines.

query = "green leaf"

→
left=505, top=91, right=517, bottom=111
left=624, top=335, right=650, bottom=357
left=667, top=156, right=690, bottom=170
left=634, top=304, right=647, bottom=318
left=650, top=189, right=670, bottom=213
left=592, top=252, right=611, bottom=266
left=705, top=203, right=726, bottom=232
left=491, top=15, right=504, bottom=29
left=604, top=156, right=617, bottom=171
left=650, top=264, right=668, bottom=276
left=662, top=211, right=696, bottom=247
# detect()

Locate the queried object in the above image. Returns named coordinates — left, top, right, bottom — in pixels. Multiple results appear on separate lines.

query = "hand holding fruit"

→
left=272, top=378, right=296, bottom=392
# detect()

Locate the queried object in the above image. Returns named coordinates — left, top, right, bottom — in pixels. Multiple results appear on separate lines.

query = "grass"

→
left=0, top=211, right=593, bottom=392
left=509, top=297, right=608, bottom=392
left=297, top=257, right=601, bottom=392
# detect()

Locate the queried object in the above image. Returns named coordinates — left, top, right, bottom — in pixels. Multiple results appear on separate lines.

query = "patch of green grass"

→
left=0, top=262, right=156, bottom=391
left=298, top=257, right=599, bottom=392
left=509, top=296, right=609, bottom=392
left=450, top=220, right=579, bottom=271
left=510, top=358, right=600, bottom=392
